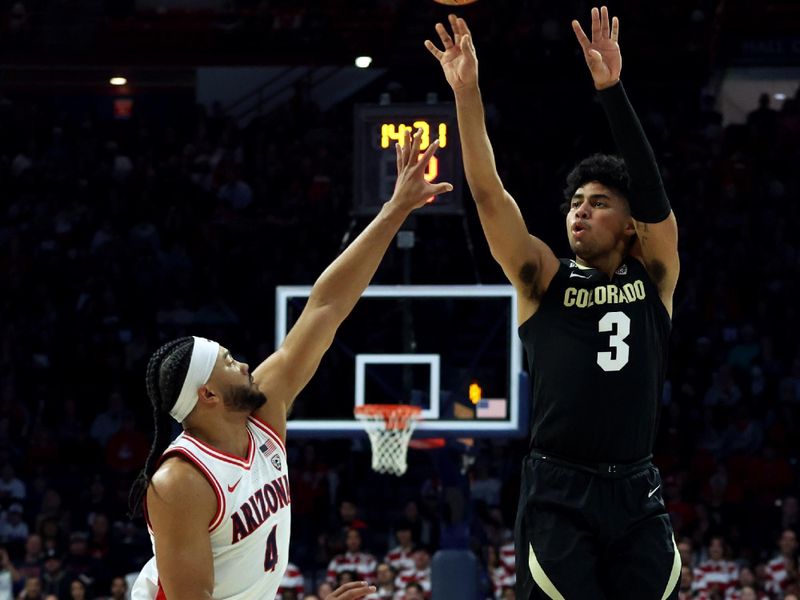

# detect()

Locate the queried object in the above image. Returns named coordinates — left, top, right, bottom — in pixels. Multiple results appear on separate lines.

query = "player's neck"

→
left=575, top=251, right=626, bottom=279
left=184, top=414, right=251, bottom=459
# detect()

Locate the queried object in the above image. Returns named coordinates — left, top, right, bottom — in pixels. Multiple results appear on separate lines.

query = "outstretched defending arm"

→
left=252, top=131, right=453, bottom=440
left=425, top=15, right=559, bottom=321
left=572, top=6, right=679, bottom=315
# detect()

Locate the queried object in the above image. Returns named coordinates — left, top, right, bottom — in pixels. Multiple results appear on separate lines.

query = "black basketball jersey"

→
left=518, top=257, right=671, bottom=463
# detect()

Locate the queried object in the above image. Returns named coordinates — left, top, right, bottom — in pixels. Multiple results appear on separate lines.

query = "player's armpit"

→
left=633, top=211, right=679, bottom=317
left=147, top=457, right=217, bottom=600
left=475, top=190, right=560, bottom=317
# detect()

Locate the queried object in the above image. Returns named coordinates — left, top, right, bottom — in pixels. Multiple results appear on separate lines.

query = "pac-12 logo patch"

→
left=615, top=264, right=628, bottom=276
left=271, top=454, right=282, bottom=470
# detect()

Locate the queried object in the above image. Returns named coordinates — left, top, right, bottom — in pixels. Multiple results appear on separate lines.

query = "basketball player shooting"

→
left=127, top=131, right=452, bottom=600
left=426, top=7, right=681, bottom=599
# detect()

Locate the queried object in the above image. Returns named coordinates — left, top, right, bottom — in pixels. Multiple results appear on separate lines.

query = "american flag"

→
left=476, top=398, right=507, bottom=419
left=259, top=438, right=277, bottom=456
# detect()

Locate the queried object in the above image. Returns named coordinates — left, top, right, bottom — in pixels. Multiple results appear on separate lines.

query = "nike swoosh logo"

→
left=569, top=272, right=591, bottom=279
left=648, top=485, right=660, bottom=498
left=228, top=478, right=242, bottom=493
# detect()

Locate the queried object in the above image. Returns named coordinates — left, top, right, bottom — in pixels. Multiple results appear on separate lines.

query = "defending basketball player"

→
left=128, top=130, right=452, bottom=600
left=426, top=7, right=681, bottom=599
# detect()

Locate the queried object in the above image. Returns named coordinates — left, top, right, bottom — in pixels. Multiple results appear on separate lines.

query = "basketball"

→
left=432, top=0, right=479, bottom=5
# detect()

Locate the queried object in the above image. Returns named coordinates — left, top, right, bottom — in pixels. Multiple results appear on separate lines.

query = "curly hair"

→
left=128, top=336, right=194, bottom=517
left=561, top=154, right=630, bottom=214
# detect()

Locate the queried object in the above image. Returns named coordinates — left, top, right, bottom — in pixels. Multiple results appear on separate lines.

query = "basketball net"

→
left=354, top=405, right=422, bottom=476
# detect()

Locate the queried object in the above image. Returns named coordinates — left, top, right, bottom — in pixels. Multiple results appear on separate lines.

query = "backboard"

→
left=275, top=285, right=528, bottom=438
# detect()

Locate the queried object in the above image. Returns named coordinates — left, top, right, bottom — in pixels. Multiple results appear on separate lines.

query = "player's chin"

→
left=225, top=384, right=267, bottom=413
left=573, top=244, right=600, bottom=262
left=568, top=238, right=584, bottom=254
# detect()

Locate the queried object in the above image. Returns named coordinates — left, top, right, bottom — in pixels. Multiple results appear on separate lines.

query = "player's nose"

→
left=575, top=202, right=590, bottom=219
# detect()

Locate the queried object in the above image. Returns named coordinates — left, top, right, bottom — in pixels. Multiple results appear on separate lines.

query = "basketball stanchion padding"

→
left=354, top=405, right=422, bottom=476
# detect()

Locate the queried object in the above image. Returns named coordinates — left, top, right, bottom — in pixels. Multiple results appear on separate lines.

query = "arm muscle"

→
left=147, top=457, right=217, bottom=600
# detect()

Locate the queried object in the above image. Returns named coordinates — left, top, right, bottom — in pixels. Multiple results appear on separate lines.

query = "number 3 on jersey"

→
left=597, top=312, right=630, bottom=372
left=264, top=525, right=278, bottom=572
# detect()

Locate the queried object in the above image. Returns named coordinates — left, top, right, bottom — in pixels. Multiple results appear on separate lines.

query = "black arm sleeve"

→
left=598, top=81, right=671, bottom=223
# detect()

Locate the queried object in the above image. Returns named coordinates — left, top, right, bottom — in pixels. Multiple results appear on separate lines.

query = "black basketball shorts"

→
left=514, top=452, right=681, bottom=600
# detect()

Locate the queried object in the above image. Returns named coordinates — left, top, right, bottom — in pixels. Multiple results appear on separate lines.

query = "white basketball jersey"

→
left=131, top=415, right=291, bottom=600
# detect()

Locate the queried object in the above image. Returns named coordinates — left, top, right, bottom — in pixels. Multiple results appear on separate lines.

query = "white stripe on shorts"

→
left=528, top=543, right=566, bottom=600
left=660, top=535, right=682, bottom=600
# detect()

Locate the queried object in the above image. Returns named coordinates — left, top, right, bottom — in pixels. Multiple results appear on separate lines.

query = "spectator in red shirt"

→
left=693, top=536, right=739, bottom=596
left=278, top=561, right=305, bottom=599
left=326, top=529, right=377, bottom=584
left=399, top=582, right=424, bottom=600
left=395, top=548, right=431, bottom=598
left=384, top=522, right=415, bottom=573
left=724, top=566, right=771, bottom=599
left=326, top=501, right=369, bottom=559
left=365, top=562, right=396, bottom=600
left=766, top=529, right=798, bottom=596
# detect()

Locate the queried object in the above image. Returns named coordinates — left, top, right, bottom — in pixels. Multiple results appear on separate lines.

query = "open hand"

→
left=572, top=6, right=621, bottom=90
left=390, top=128, right=453, bottom=211
left=424, top=14, right=478, bottom=92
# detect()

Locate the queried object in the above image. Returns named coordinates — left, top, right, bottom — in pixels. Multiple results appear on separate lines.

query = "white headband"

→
left=169, top=336, right=220, bottom=423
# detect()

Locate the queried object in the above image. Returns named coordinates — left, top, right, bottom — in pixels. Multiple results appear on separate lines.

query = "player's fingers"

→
left=571, top=20, right=590, bottom=50
left=600, top=6, right=610, bottom=38
left=402, top=130, right=412, bottom=166
left=342, top=590, right=376, bottom=599
left=395, top=143, right=402, bottom=175
left=611, top=16, right=620, bottom=44
left=588, top=49, right=603, bottom=65
left=461, top=33, right=476, bottom=57
left=591, top=7, right=600, bottom=42
left=429, top=181, right=454, bottom=196
left=448, top=14, right=460, bottom=44
left=409, top=128, right=423, bottom=165
left=340, top=581, right=369, bottom=589
left=458, top=16, right=472, bottom=38
left=435, top=22, right=454, bottom=49
left=417, top=138, right=440, bottom=169
left=424, top=40, right=444, bottom=61
left=330, top=582, right=376, bottom=599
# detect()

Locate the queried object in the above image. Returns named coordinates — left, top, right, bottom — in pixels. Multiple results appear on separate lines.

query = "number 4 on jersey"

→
left=597, top=312, right=630, bottom=372
left=264, top=525, right=278, bottom=572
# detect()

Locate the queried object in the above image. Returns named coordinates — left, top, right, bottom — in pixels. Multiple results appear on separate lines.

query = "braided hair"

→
left=128, top=336, right=194, bottom=517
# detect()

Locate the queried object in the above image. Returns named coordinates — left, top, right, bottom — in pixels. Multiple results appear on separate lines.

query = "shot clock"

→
left=353, top=103, right=463, bottom=216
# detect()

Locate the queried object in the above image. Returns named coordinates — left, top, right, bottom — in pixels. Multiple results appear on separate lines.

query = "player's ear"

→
left=624, top=218, right=636, bottom=235
left=621, top=197, right=636, bottom=235
left=197, top=384, right=218, bottom=406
